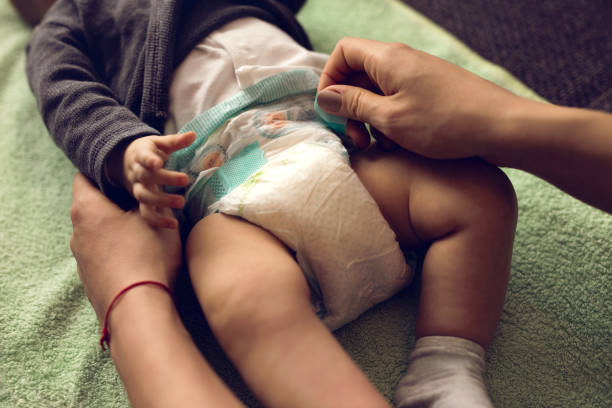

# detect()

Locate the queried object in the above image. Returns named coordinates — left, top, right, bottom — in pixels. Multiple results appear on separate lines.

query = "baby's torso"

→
left=165, top=17, right=329, bottom=134
left=164, top=17, right=414, bottom=330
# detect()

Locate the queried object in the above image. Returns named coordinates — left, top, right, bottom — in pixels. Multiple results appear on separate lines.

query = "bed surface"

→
left=1, top=0, right=610, bottom=406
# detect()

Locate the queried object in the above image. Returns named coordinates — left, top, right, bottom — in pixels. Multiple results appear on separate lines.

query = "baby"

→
left=27, top=1, right=517, bottom=407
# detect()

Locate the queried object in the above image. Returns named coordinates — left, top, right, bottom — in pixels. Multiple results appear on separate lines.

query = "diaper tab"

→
left=167, top=69, right=321, bottom=173
left=314, top=93, right=348, bottom=134
left=314, top=93, right=357, bottom=153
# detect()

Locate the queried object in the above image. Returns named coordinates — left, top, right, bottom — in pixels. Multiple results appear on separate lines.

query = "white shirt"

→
left=165, top=17, right=328, bottom=134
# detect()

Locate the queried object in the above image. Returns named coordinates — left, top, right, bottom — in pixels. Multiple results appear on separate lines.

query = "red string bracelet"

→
left=99, top=280, right=173, bottom=351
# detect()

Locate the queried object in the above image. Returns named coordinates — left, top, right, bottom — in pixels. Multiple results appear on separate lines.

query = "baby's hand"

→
left=122, top=132, right=196, bottom=229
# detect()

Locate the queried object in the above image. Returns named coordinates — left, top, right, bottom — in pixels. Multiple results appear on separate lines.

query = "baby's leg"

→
left=186, top=213, right=390, bottom=408
left=352, top=147, right=518, bottom=407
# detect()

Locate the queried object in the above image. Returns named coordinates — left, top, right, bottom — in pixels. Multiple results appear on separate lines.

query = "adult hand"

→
left=70, top=174, right=245, bottom=407
left=317, top=37, right=521, bottom=158
left=70, top=173, right=182, bottom=324
left=318, top=37, right=612, bottom=213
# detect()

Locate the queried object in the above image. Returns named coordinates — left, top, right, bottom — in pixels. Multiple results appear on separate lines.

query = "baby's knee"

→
left=413, top=159, right=517, bottom=241
left=203, top=278, right=311, bottom=355
left=202, top=278, right=263, bottom=338
left=450, top=160, right=518, bottom=233
left=188, top=221, right=310, bottom=352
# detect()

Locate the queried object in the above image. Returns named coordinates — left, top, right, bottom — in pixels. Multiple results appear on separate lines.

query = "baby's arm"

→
left=25, top=0, right=160, bottom=207
left=119, top=132, right=196, bottom=229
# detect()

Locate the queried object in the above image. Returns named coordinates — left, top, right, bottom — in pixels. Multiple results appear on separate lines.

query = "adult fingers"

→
left=71, top=173, right=100, bottom=204
left=318, top=37, right=385, bottom=92
left=132, top=182, right=185, bottom=209
left=345, top=120, right=371, bottom=149
left=371, top=126, right=398, bottom=151
left=71, top=173, right=118, bottom=223
left=317, top=86, right=388, bottom=131
left=139, top=203, right=178, bottom=229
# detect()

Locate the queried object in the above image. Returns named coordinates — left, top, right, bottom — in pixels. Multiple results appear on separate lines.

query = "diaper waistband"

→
left=166, top=69, right=322, bottom=173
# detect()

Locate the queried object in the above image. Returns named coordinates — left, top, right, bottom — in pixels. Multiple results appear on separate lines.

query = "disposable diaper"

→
left=168, top=70, right=414, bottom=329
left=210, top=140, right=412, bottom=330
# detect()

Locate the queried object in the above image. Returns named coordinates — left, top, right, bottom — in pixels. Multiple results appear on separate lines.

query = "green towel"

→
left=1, top=0, right=609, bottom=406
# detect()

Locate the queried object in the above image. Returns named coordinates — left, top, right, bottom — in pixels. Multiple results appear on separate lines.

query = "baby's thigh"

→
left=185, top=213, right=312, bottom=336
left=351, top=146, right=516, bottom=245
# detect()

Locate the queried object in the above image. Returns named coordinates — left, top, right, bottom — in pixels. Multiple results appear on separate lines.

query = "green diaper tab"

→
left=166, top=69, right=320, bottom=173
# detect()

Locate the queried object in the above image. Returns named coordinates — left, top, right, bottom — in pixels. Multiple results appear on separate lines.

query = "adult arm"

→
left=10, top=0, right=56, bottom=25
left=70, top=173, right=244, bottom=407
left=317, top=37, right=612, bottom=213
left=481, top=99, right=612, bottom=214
left=26, top=0, right=159, bottom=207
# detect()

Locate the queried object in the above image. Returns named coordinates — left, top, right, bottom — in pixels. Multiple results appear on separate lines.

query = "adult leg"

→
left=186, top=213, right=390, bottom=408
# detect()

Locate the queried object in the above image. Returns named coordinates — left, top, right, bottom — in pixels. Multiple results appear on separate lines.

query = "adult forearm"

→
left=483, top=99, right=612, bottom=213
left=69, top=174, right=241, bottom=405
left=316, top=38, right=612, bottom=213
left=108, top=286, right=244, bottom=408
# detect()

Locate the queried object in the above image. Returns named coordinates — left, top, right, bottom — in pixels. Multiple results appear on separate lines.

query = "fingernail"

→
left=317, top=90, right=342, bottom=113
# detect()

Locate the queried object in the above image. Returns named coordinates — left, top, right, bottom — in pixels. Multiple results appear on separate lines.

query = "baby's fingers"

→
left=131, top=163, right=189, bottom=187
left=136, top=148, right=168, bottom=170
left=139, top=203, right=178, bottom=229
left=150, top=168, right=189, bottom=187
left=155, top=131, right=196, bottom=155
left=133, top=183, right=185, bottom=209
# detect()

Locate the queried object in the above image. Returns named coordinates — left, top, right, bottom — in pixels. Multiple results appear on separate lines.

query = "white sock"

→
left=394, top=336, right=494, bottom=408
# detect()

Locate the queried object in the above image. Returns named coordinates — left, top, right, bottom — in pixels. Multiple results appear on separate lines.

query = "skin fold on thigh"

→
left=350, top=144, right=512, bottom=248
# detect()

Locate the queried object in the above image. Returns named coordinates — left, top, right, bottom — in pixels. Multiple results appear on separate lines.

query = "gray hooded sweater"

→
left=26, top=0, right=310, bottom=207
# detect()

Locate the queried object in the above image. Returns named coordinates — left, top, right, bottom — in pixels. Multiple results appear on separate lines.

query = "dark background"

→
left=402, top=0, right=612, bottom=111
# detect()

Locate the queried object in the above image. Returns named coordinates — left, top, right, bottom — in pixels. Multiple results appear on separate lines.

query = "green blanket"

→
left=1, top=0, right=609, bottom=406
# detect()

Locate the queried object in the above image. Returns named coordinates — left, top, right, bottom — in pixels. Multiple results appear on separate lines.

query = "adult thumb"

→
left=71, top=173, right=119, bottom=224
left=317, top=86, right=386, bottom=127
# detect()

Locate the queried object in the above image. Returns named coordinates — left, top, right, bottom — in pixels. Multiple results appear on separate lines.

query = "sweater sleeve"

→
left=275, top=0, right=307, bottom=13
left=26, top=0, right=157, bottom=208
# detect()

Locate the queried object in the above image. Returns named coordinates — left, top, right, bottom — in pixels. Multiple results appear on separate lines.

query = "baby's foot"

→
left=394, top=336, right=493, bottom=408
